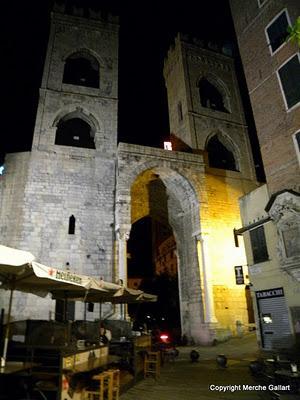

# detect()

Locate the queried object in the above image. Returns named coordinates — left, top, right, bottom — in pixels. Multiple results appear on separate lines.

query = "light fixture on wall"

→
left=0, top=165, right=5, bottom=176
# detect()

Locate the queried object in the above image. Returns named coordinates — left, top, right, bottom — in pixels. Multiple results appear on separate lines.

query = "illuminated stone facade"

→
left=0, top=6, right=259, bottom=344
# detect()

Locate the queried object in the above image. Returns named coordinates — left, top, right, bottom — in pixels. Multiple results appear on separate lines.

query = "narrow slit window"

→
left=68, top=215, right=76, bottom=235
left=178, top=102, right=183, bottom=122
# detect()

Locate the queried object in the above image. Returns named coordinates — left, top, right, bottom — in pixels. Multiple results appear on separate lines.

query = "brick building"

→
left=154, top=235, right=177, bottom=276
left=0, top=4, right=260, bottom=344
left=230, top=0, right=300, bottom=350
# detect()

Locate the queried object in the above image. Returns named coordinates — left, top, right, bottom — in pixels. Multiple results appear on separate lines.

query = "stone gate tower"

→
left=164, top=33, right=255, bottom=180
left=161, top=34, right=258, bottom=339
left=0, top=5, right=119, bottom=320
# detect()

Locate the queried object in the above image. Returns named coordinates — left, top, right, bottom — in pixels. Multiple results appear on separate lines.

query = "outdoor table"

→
left=60, top=344, right=120, bottom=400
left=275, top=370, right=300, bottom=378
left=0, top=361, right=39, bottom=399
left=266, top=358, right=291, bottom=364
left=8, top=343, right=114, bottom=400
left=0, top=361, right=37, bottom=375
left=274, top=369, right=300, bottom=393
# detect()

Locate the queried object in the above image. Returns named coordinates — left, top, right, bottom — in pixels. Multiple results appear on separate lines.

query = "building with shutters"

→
left=230, top=0, right=300, bottom=350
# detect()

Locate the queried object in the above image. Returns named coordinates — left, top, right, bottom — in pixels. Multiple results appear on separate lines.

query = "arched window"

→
left=63, top=51, right=99, bottom=88
left=199, top=78, right=228, bottom=113
left=207, top=135, right=237, bottom=171
left=55, top=117, right=96, bottom=149
left=68, top=215, right=76, bottom=235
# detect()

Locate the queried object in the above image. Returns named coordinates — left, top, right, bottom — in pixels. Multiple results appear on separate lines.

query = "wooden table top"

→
left=0, top=361, right=37, bottom=375
left=275, top=369, right=300, bottom=378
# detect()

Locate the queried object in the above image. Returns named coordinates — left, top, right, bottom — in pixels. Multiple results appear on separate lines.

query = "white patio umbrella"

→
left=0, top=245, right=157, bottom=367
left=0, top=245, right=118, bottom=367
left=56, top=283, right=157, bottom=304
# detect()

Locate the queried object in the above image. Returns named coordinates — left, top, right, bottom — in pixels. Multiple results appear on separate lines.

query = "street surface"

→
left=120, top=332, right=273, bottom=399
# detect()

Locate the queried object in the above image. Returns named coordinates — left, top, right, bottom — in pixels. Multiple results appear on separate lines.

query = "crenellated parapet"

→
left=53, top=1, right=119, bottom=24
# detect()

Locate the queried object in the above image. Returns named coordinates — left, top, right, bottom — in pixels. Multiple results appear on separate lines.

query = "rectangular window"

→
left=250, top=226, right=269, bottom=264
left=282, top=227, right=300, bottom=258
left=266, top=9, right=290, bottom=54
left=258, top=0, right=267, bottom=8
left=277, top=54, right=300, bottom=110
left=292, top=131, right=300, bottom=165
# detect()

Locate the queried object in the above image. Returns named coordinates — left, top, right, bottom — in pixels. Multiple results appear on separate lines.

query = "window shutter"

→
left=250, top=226, right=268, bottom=263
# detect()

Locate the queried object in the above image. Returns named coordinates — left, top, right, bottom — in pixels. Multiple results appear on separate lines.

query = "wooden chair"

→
left=83, top=371, right=107, bottom=400
left=83, top=369, right=120, bottom=400
left=106, top=369, right=120, bottom=400
left=144, top=351, right=160, bottom=379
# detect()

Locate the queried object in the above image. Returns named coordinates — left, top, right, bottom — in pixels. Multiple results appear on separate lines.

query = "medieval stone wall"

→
left=0, top=153, right=31, bottom=248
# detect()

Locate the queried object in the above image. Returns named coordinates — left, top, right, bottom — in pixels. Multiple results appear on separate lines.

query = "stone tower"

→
left=164, top=33, right=255, bottom=180
left=0, top=10, right=259, bottom=343
left=0, top=5, right=119, bottom=320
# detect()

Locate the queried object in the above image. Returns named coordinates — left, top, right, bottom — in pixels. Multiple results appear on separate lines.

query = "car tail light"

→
left=160, top=333, right=169, bottom=341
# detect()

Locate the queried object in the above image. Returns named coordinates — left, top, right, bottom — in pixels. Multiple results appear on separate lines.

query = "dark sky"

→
left=2, top=0, right=264, bottom=173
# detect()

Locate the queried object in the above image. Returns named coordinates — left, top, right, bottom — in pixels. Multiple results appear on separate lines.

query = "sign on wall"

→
left=234, top=265, right=244, bottom=285
left=164, top=141, right=172, bottom=150
left=255, top=287, right=284, bottom=299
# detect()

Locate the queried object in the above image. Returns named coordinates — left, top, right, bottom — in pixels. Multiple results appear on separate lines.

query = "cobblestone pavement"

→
left=120, top=332, right=273, bottom=400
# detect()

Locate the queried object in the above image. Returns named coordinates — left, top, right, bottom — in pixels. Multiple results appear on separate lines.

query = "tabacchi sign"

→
left=256, top=287, right=284, bottom=299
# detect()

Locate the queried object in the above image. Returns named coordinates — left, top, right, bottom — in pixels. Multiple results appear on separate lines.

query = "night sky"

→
left=1, top=0, right=263, bottom=176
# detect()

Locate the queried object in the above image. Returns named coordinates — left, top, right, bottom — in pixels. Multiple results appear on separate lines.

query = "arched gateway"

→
left=116, top=143, right=218, bottom=344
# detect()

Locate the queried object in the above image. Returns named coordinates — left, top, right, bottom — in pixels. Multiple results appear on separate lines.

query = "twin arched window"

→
left=63, top=51, right=99, bottom=88
left=55, top=117, right=96, bottom=149
left=207, top=135, right=237, bottom=171
left=199, top=78, right=229, bottom=113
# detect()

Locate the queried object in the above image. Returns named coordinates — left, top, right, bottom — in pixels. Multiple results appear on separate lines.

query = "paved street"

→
left=121, top=332, right=271, bottom=400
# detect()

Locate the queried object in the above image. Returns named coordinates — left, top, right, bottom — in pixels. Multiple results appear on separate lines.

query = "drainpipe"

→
left=196, top=233, right=218, bottom=324
left=116, top=228, right=130, bottom=320
left=117, top=229, right=130, bottom=288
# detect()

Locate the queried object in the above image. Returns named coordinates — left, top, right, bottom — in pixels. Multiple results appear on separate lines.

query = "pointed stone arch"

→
left=62, top=48, right=101, bottom=88
left=197, top=73, right=231, bottom=113
left=205, top=130, right=241, bottom=171
left=51, top=107, right=103, bottom=149
left=62, top=47, right=104, bottom=67
left=52, top=106, right=101, bottom=133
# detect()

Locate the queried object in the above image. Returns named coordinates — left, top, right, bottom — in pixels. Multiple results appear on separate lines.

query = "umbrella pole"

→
left=84, top=303, right=87, bottom=321
left=1, top=288, right=14, bottom=368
